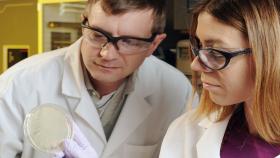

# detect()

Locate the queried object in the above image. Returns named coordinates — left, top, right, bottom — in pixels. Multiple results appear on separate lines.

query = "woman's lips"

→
left=202, top=81, right=221, bottom=91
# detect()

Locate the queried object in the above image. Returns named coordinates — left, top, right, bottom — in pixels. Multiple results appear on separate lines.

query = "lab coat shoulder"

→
left=0, top=48, right=67, bottom=99
left=140, top=55, right=191, bottom=90
left=138, top=56, right=192, bottom=107
left=159, top=110, right=205, bottom=158
left=0, top=47, right=67, bottom=118
left=137, top=56, right=193, bottom=125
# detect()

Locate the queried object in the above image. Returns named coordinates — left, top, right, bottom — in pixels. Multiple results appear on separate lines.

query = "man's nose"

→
left=99, top=42, right=119, bottom=60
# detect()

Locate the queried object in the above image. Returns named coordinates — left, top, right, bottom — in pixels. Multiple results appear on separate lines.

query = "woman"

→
left=159, top=0, right=280, bottom=157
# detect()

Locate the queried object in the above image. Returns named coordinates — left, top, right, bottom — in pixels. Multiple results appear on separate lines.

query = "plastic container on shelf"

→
left=176, top=39, right=192, bottom=76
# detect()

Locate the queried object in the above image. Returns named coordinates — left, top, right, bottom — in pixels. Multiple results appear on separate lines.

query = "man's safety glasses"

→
left=81, top=18, right=157, bottom=54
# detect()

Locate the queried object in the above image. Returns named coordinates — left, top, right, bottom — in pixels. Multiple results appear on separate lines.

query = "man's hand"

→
left=53, top=122, right=99, bottom=158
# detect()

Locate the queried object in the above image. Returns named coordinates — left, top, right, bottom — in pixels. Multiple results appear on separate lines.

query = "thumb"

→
left=63, top=139, right=85, bottom=158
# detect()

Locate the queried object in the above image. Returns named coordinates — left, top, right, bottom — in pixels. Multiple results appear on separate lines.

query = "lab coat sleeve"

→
left=0, top=84, right=24, bottom=158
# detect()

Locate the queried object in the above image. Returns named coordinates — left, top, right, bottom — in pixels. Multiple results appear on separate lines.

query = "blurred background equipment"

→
left=176, top=39, right=192, bottom=77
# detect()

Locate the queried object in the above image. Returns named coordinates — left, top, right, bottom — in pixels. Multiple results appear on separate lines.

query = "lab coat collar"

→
left=62, top=37, right=84, bottom=98
left=62, top=38, right=107, bottom=143
left=75, top=90, right=107, bottom=143
left=196, top=112, right=232, bottom=158
left=102, top=70, right=154, bottom=157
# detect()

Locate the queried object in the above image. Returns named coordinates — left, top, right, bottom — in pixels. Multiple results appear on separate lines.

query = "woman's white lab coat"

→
left=0, top=38, right=192, bottom=158
left=159, top=111, right=280, bottom=158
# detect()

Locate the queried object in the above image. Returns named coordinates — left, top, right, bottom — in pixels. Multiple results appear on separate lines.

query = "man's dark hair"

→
left=83, top=0, right=166, bottom=33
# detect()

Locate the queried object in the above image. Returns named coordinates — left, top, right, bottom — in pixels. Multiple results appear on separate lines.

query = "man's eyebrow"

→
left=89, top=24, right=112, bottom=36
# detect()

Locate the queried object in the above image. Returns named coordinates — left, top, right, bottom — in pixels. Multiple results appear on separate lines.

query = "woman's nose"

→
left=190, top=56, right=212, bottom=72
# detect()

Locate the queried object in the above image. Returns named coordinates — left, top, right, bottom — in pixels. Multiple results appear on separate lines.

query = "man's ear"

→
left=146, top=33, right=167, bottom=56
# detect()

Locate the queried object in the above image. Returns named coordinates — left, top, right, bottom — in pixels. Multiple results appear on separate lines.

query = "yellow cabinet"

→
left=0, top=0, right=85, bottom=73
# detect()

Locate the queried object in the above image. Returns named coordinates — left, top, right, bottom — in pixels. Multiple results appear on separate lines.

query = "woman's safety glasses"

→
left=190, top=36, right=251, bottom=70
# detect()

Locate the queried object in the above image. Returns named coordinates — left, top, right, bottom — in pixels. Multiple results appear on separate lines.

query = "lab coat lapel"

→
left=62, top=37, right=84, bottom=98
left=75, top=91, right=107, bottom=143
left=103, top=92, right=153, bottom=157
left=62, top=38, right=106, bottom=143
left=196, top=114, right=231, bottom=158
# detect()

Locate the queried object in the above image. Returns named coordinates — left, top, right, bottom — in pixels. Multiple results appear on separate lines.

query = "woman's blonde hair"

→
left=190, top=0, right=280, bottom=144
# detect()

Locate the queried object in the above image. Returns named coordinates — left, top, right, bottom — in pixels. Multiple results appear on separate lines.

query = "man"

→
left=0, top=0, right=193, bottom=158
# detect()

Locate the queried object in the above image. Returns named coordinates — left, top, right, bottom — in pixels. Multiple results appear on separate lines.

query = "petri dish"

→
left=23, top=104, right=73, bottom=153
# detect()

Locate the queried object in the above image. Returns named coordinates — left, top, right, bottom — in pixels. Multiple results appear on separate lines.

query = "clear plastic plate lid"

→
left=23, top=104, right=73, bottom=153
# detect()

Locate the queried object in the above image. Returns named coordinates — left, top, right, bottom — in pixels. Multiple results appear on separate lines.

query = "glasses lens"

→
left=83, top=29, right=108, bottom=48
left=117, top=38, right=151, bottom=54
left=199, top=49, right=226, bottom=69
